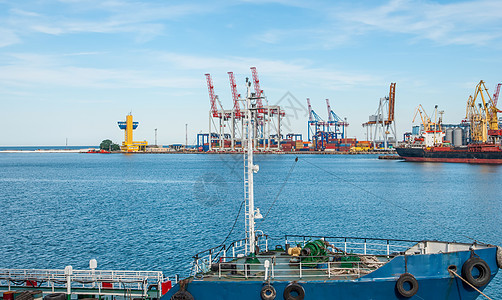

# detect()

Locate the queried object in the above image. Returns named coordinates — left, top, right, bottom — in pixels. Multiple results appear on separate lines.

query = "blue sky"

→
left=1, top=0, right=501, bottom=146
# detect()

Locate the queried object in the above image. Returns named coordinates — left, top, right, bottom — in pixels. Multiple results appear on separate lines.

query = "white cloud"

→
left=3, top=1, right=214, bottom=42
left=335, top=0, right=502, bottom=46
left=156, top=52, right=380, bottom=89
left=0, top=29, right=21, bottom=47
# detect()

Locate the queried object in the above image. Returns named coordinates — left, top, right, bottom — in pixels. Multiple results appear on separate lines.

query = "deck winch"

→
left=301, top=240, right=327, bottom=257
left=300, top=240, right=328, bottom=264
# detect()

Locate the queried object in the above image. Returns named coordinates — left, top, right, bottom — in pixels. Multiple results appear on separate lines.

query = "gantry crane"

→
left=326, top=99, right=348, bottom=139
left=203, top=69, right=285, bottom=152
left=465, top=80, right=500, bottom=143
left=307, top=98, right=328, bottom=150
left=362, top=83, right=397, bottom=150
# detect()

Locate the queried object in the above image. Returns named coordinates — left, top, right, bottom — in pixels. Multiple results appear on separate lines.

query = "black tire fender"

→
left=283, top=282, right=305, bottom=300
left=261, top=284, right=276, bottom=300
left=462, top=257, right=491, bottom=288
left=496, top=246, right=502, bottom=269
left=396, top=273, right=419, bottom=298
left=170, top=290, right=194, bottom=300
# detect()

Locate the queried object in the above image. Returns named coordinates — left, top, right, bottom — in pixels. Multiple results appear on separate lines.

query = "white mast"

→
left=244, top=78, right=260, bottom=255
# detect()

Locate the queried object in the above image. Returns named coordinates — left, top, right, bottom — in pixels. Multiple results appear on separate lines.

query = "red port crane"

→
left=205, top=73, right=220, bottom=118
left=227, top=72, right=242, bottom=119
left=250, top=67, right=264, bottom=112
left=493, top=83, right=501, bottom=108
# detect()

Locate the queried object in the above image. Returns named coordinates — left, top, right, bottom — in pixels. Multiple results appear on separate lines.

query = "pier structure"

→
left=203, top=67, right=285, bottom=152
left=117, top=114, right=148, bottom=152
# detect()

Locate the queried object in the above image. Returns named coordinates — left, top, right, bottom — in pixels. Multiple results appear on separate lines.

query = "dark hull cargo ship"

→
left=396, top=143, right=502, bottom=164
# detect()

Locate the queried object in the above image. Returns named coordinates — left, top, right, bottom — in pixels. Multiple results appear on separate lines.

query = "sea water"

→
left=0, top=153, right=500, bottom=297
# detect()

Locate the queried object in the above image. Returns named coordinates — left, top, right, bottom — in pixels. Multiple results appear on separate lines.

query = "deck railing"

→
left=198, top=254, right=389, bottom=281
left=191, top=234, right=269, bottom=276
left=0, top=268, right=167, bottom=297
left=284, top=235, right=419, bottom=256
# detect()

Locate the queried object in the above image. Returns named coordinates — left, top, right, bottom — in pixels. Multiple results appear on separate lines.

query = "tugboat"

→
left=164, top=79, right=501, bottom=300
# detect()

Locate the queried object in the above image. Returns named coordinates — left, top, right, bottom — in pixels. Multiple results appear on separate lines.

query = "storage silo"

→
left=445, top=128, right=453, bottom=144
left=453, top=127, right=463, bottom=146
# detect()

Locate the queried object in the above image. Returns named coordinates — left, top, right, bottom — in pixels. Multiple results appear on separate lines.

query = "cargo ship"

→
left=396, top=143, right=502, bottom=164
left=397, top=81, right=502, bottom=164
left=163, top=79, right=501, bottom=300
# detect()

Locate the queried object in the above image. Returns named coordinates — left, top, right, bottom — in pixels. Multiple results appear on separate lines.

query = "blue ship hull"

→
left=162, top=246, right=499, bottom=300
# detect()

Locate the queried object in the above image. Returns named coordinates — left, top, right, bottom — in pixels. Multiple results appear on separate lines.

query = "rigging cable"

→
left=300, top=156, right=477, bottom=243
left=261, top=156, right=298, bottom=221
left=212, top=199, right=246, bottom=261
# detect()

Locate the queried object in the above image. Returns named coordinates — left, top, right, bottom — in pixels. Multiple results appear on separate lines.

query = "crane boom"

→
left=412, top=105, right=431, bottom=132
left=205, top=73, right=220, bottom=118
left=326, top=99, right=333, bottom=122
left=227, top=72, right=242, bottom=118
left=388, top=83, right=396, bottom=123
left=307, top=98, right=313, bottom=122
left=493, top=83, right=501, bottom=108
left=250, top=67, right=263, bottom=108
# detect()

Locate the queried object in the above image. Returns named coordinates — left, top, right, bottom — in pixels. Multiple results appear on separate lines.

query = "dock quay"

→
left=0, top=266, right=174, bottom=300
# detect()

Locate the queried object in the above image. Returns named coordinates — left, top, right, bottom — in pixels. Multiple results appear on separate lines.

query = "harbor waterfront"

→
left=0, top=153, right=501, bottom=298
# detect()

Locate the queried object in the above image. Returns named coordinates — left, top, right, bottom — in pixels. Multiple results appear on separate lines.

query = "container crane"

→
left=228, top=72, right=242, bottom=119
left=307, top=98, right=328, bottom=150
left=205, top=73, right=220, bottom=118
left=250, top=67, right=264, bottom=112
left=326, top=99, right=348, bottom=139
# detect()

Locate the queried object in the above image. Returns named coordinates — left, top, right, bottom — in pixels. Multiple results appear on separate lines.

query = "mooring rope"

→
left=448, top=269, right=492, bottom=300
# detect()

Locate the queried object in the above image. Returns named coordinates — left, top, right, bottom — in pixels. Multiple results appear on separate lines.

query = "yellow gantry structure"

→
left=465, top=80, right=499, bottom=143
left=117, top=114, right=148, bottom=152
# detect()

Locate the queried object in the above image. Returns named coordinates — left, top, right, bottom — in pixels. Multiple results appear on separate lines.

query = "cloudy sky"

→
left=1, top=0, right=501, bottom=146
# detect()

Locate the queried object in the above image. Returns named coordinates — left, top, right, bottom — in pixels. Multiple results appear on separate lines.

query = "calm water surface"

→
left=0, top=153, right=501, bottom=297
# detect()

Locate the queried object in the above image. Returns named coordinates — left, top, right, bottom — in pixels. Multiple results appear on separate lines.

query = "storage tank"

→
left=453, top=128, right=463, bottom=146
left=445, top=128, right=453, bottom=143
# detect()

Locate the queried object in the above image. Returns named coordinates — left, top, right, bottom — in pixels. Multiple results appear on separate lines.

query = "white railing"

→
left=285, top=235, right=418, bottom=256
left=0, top=268, right=167, bottom=297
left=191, top=235, right=269, bottom=276
left=204, top=255, right=388, bottom=281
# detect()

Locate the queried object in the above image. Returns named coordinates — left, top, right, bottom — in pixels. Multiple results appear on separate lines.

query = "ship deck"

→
left=196, top=250, right=393, bottom=282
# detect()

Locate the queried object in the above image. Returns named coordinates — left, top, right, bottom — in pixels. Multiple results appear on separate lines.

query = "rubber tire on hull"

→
left=396, top=273, right=419, bottom=298
left=462, top=257, right=491, bottom=288
left=283, top=283, right=305, bottom=300
left=261, top=285, right=276, bottom=300
left=497, top=246, right=502, bottom=269
left=170, top=290, right=194, bottom=300
left=44, top=294, right=66, bottom=300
